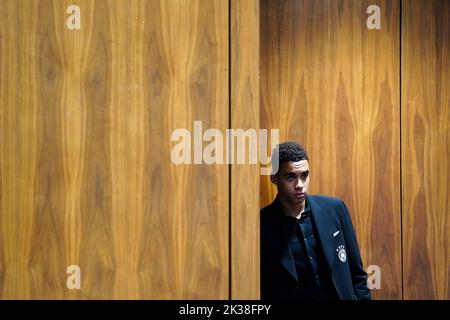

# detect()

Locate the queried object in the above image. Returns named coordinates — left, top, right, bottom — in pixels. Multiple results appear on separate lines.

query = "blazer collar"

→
left=270, top=195, right=336, bottom=282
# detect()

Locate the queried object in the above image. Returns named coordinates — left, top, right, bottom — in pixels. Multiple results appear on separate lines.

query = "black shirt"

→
left=282, top=198, right=338, bottom=300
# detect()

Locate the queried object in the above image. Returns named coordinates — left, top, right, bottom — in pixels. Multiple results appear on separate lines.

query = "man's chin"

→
left=292, top=195, right=306, bottom=203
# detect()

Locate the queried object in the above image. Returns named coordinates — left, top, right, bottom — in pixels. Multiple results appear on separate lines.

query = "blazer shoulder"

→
left=308, top=194, right=344, bottom=207
left=308, top=195, right=351, bottom=223
left=260, top=202, right=271, bottom=214
left=260, top=201, right=276, bottom=220
left=260, top=198, right=284, bottom=227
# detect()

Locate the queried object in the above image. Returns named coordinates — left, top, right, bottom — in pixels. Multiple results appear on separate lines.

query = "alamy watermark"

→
left=367, top=264, right=381, bottom=290
left=66, top=264, right=81, bottom=290
left=170, top=121, right=279, bottom=175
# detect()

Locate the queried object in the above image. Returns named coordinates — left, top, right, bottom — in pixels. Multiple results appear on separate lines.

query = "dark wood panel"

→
left=402, top=0, right=450, bottom=300
left=260, top=0, right=401, bottom=299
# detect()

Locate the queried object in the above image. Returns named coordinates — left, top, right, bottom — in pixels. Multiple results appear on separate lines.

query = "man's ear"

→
left=270, top=174, right=278, bottom=186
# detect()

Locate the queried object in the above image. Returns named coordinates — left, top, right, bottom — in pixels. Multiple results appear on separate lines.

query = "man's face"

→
left=270, top=160, right=310, bottom=206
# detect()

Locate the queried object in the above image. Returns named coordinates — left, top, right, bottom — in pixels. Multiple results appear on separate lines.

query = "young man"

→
left=260, top=141, right=371, bottom=300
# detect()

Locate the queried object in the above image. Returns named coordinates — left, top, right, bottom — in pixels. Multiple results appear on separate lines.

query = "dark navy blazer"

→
left=261, top=194, right=371, bottom=300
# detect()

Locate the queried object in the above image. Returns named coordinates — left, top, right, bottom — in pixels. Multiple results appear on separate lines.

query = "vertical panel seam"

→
left=400, top=0, right=404, bottom=301
left=228, top=0, right=232, bottom=301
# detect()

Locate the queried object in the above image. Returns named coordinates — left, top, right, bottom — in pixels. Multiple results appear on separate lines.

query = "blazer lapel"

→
left=307, top=195, right=335, bottom=272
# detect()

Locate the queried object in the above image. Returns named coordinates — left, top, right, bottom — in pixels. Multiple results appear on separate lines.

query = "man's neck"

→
left=279, top=198, right=306, bottom=219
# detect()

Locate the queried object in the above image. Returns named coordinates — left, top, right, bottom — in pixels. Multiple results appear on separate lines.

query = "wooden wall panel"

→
left=402, top=0, right=450, bottom=300
left=0, top=0, right=228, bottom=299
left=231, top=0, right=260, bottom=299
left=140, top=0, right=229, bottom=299
left=2, top=0, right=448, bottom=302
left=260, top=0, right=401, bottom=299
left=0, top=0, right=41, bottom=299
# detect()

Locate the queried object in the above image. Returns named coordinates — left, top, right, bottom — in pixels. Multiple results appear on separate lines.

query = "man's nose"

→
left=295, top=178, right=304, bottom=189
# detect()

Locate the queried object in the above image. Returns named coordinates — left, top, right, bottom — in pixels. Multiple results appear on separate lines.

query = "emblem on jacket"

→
left=336, top=245, right=347, bottom=263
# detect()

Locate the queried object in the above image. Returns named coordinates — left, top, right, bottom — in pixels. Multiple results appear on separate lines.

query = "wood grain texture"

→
left=4, top=0, right=448, bottom=301
left=402, top=0, right=450, bottom=300
left=140, top=0, right=229, bottom=299
left=0, top=0, right=40, bottom=299
left=0, top=0, right=228, bottom=299
left=231, top=0, right=260, bottom=299
left=260, top=0, right=401, bottom=299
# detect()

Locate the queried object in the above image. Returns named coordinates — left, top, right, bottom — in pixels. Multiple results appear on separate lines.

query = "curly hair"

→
left=271, top=141, right=309, bottom=174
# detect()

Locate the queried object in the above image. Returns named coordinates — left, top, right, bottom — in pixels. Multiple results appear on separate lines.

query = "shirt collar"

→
left=277, top=195, right=311, bottom=221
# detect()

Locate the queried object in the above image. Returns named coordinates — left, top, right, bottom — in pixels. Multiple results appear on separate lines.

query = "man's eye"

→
left=287, top=176, right=294, bottom=182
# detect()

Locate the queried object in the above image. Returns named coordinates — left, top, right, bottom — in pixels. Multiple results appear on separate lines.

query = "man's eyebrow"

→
left=283, top=170, right=309, bottom=176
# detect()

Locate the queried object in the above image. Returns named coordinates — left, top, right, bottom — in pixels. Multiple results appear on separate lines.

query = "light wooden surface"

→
left=231, top=0, right=260, bottom=299
left=0, top=0, right=229, bottom=299
left=260, top=0, right=402, bottom=299
left=402, top=0, right=450, bottom=300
